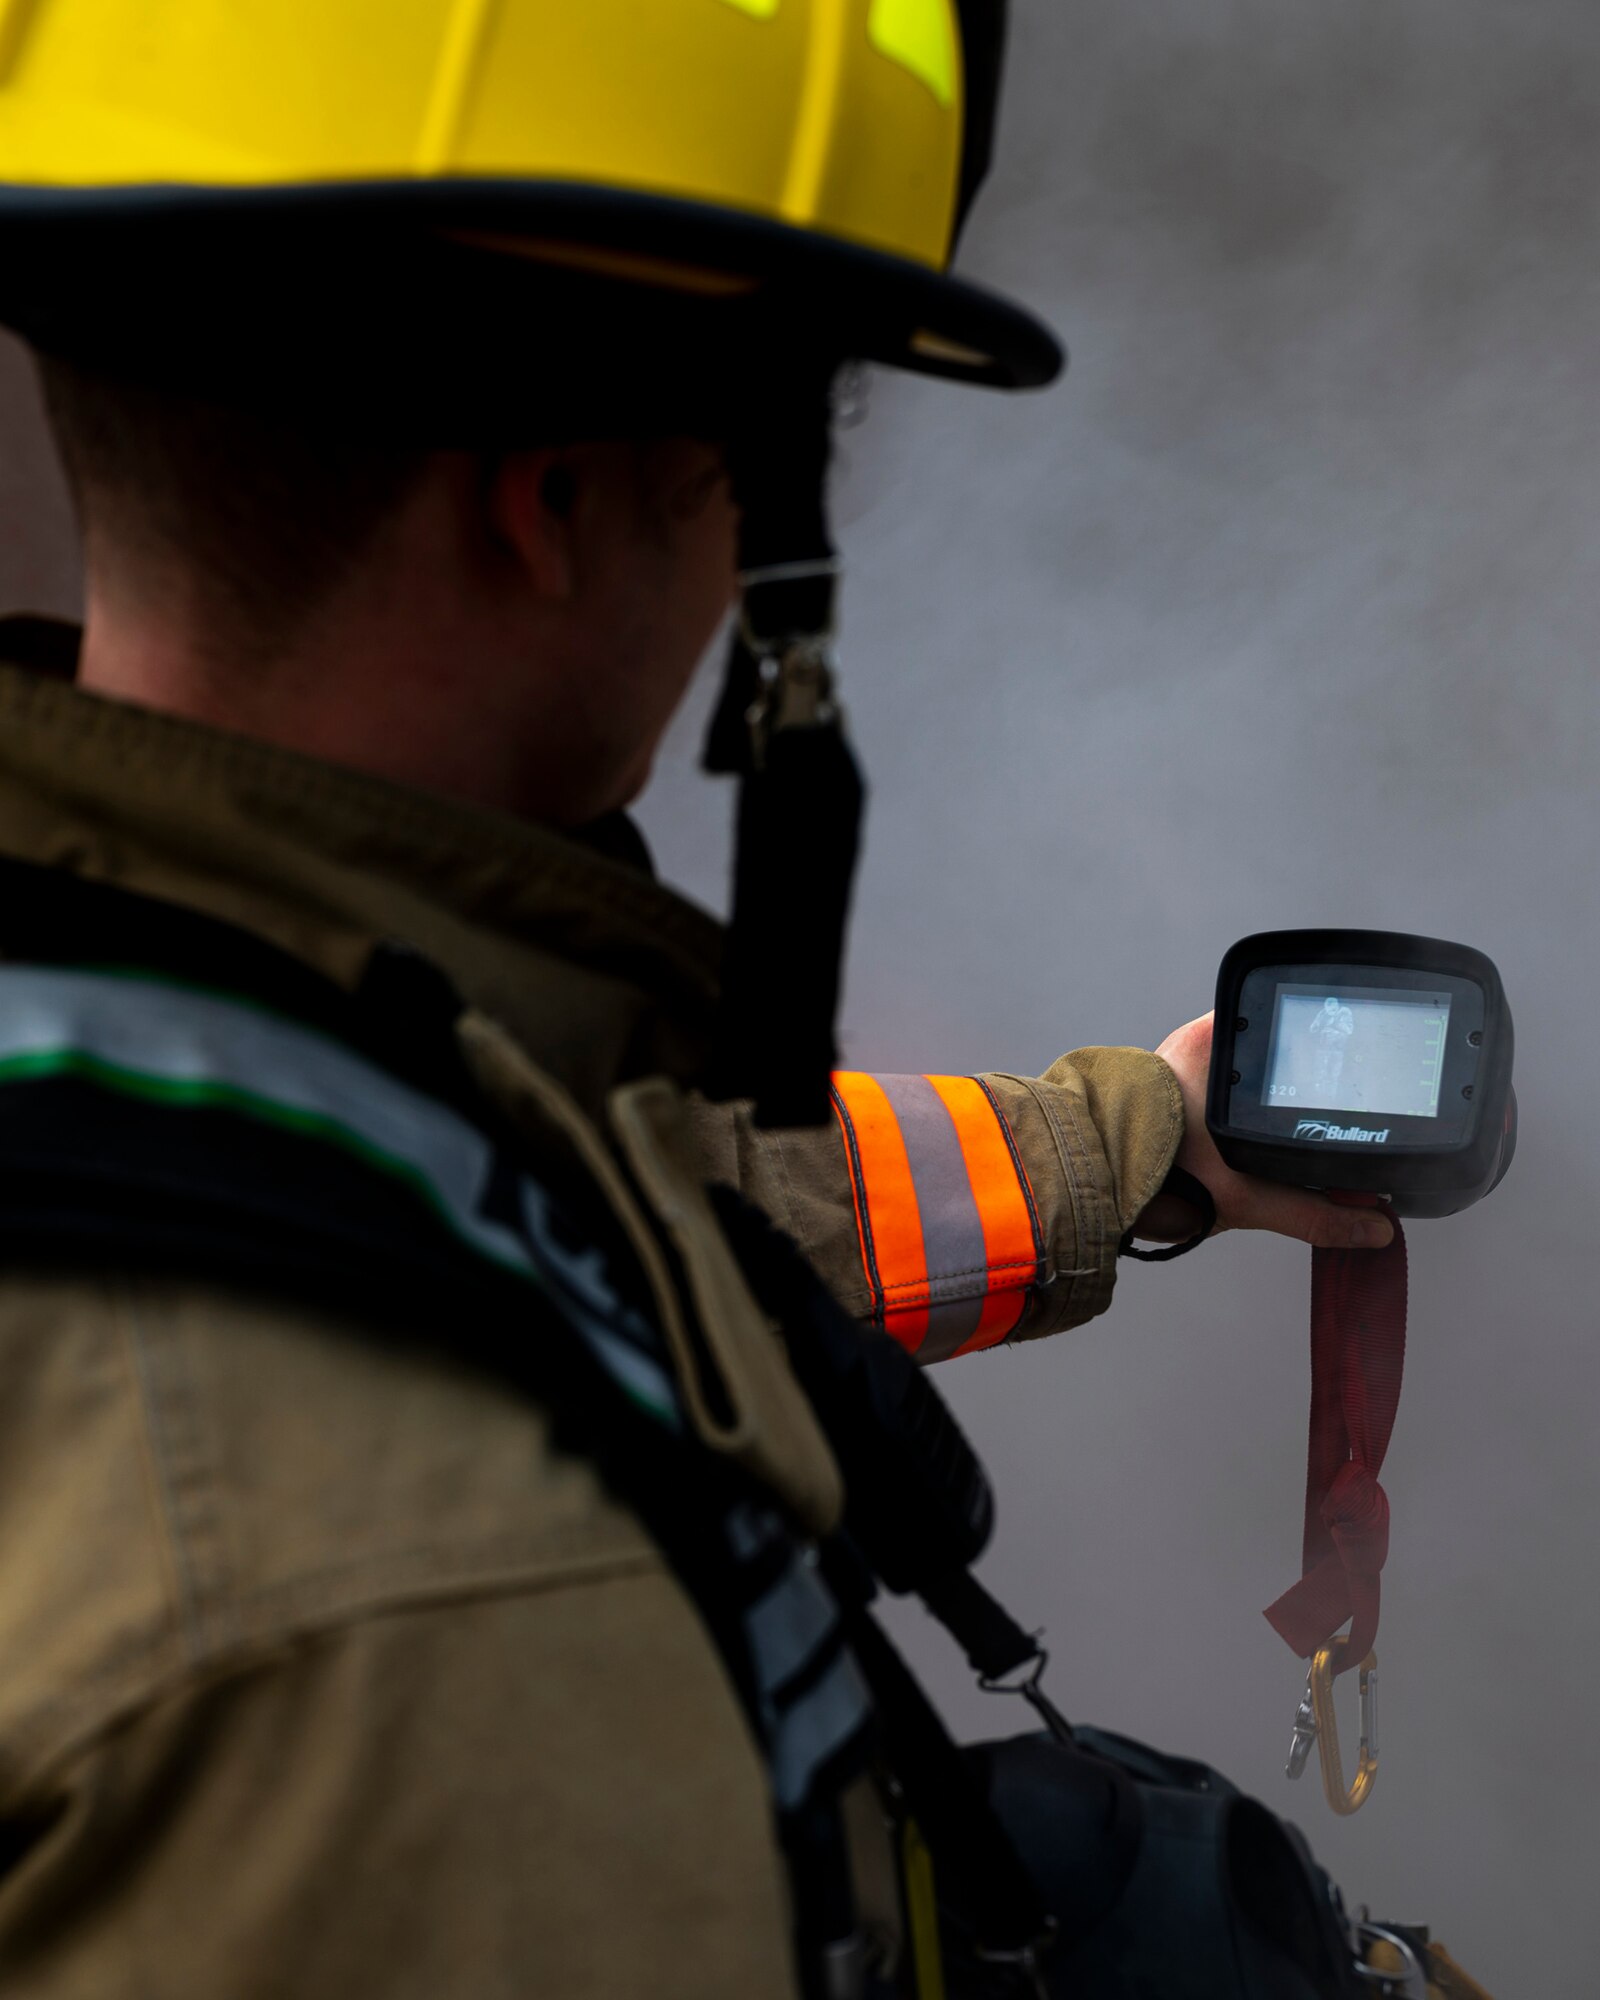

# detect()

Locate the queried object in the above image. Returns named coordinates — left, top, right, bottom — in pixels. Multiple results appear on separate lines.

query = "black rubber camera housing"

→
left=1206, top=930, right=1515, bottom=1220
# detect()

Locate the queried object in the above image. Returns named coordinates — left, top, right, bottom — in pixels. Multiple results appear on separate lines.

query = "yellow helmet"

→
left=0, top=0, right=1060, bottom=397
left=0, top=2, right=1060, bottom=1127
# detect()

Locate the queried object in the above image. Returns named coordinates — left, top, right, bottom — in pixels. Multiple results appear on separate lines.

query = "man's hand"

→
left=1136, top=1014, right=1395, bottom=1252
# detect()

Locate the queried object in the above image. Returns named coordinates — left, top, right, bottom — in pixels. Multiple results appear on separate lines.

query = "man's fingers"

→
left=1226, top=1178, right=1394, bottom=1250
left=1309, top=1205, right=1394, bottom=1251
left=1156, top=1009, right=1394, bottom=1252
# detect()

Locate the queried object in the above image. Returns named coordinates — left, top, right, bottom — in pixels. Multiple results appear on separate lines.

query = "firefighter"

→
left=1309, top=996, right=1357, bottom=1099
left=0, top=4, right=1393, bottom=1993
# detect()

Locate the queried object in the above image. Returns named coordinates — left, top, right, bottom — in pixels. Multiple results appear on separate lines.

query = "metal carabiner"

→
left=1285, top=1685, right=1319, bottom=1781
left=979, top=1647, right=1077, bottom=1752
left=1298, top=1635, right=1377, bottom=1815
left=1352, top=1919, right=1430, bottom=1999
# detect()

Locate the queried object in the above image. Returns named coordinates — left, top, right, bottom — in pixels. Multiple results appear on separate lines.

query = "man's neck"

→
left=74, top=582, right=620, bottom=828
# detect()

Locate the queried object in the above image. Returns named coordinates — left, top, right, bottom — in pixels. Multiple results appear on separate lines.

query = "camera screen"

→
left=1261, top=983, right=1452, bottom=1120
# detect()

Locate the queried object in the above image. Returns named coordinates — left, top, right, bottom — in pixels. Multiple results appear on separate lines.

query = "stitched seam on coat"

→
left=1001, top=1074, right=1114, bottom=1334
left=1118, top=1058, right=1187, bottom=1228
left=0, top=1549, right=666, bottom=1812
left=876, top=1259, right=1039, bottom=1296
left=120, top=1286, right=241, bottom=1662
left=0, top=1542, right=662, bottom=1777
left=829, top=1082, right=886, bottom=1326
left=110, top=1283, right=192, bottom=1651
left=224, top=1545, right=663, bottom=1654
left=974, top=1075, right=1048, bottom=1276
left=1057, top=1087, right=1115, bottom=1322
left=218, top=1527, right=658, bottom=1633
left=767, top=1130, right=813, bottom=1260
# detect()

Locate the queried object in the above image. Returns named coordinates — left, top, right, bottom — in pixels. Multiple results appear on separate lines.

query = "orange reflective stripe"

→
left=831, top=1071, right=930, bottom=1354
left=951, top=1287, right=1028, bottom=1359
left=831, top=1071, right=1043, bottom=1360
left=924, top=1074, right=1040, bottom=1296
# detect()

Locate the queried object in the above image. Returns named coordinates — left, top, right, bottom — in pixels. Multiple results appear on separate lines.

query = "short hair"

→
left=34, top=350, right=430, bottom=659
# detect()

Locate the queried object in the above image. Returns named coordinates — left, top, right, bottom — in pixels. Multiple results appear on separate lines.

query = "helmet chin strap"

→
left=702, top=372, right=865, bottom=1128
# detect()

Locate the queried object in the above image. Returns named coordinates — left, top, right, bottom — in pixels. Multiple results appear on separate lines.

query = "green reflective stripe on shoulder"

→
left=0, top=966, right=683, bottom=1427
left=0, top=965, right=540, bottom=1280
left=0, top=1043, right=538, bottom=1285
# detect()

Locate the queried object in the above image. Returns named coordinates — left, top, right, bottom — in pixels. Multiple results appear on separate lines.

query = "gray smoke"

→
left=1, top=4, right=1595, bottom=1984
left=642, top=7, right=1600, bottom=1988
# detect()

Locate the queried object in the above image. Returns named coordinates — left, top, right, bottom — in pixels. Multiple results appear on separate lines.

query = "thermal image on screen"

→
left=1261, top=984, right=1450, bottom=1119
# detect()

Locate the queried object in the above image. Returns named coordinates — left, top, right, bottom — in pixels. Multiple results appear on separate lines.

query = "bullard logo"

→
left=1293, top=1120, right=1391, bottom=1145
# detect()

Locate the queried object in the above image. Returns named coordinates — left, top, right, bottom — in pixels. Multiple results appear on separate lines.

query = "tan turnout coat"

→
left=0, top=639, right=1181, bottom=1997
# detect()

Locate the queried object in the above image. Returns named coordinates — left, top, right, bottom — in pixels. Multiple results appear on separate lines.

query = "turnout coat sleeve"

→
left=688, top=1047, right=1185, bottom=1362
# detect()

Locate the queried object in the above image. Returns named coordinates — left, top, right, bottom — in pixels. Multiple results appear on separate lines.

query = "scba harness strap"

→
left=0, top=856, right=1061, bottom=1997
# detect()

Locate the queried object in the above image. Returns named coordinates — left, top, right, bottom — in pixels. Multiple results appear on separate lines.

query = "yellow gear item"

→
left=1363, top=1934, right=1499, bottom=2000
left=0, top=0, right=953, bottom=264
left=0, top=0, right=1059, bottom=385
left=900, top=1814, right=948, bottom=2000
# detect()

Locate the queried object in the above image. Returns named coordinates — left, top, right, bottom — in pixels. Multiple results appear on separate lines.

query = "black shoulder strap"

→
left=0, top=856, right=894, bottom=1981
left=0, top=856, right=1078, bottom=1987
left=712, top=1188, right=1065, bottom=1971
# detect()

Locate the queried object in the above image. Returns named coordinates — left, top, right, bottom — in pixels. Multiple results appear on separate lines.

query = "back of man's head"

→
left=36, top=351, right=431, bottom=665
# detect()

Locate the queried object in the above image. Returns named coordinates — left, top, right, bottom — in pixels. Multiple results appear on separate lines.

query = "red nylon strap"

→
left=1264, top=1201, right=1407, bottom=1674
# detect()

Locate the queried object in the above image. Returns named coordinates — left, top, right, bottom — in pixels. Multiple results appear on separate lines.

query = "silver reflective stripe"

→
left=519, top=1176, right=619, bottom=1315
left=581, top=1322, right=680, bottom=1427
left=0, top=965, right=538, bottom=1273
left=771, top=1646, right=874, bottom=1812
left=871, top=1073, right=987, bottom=1361
left=748, top=1557, right=838, bottom=1696
left=726, top=1501, right=780, bottom=1565
left=0, top=967, right=682, bottom=1423
left=732, top=1515, right=873, bottom=1814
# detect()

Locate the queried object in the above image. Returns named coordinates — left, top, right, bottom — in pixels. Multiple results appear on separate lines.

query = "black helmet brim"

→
left=0, top=179, right=1063, bottom=433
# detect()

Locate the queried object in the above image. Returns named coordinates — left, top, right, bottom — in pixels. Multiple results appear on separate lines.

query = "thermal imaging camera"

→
left=1206, top=930, right=1515, bottom=1218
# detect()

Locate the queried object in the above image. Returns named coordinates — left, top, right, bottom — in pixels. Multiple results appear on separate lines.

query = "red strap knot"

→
left=1264, top=1212, right=1406, bottom=1665
left=1321, top=1462, right=1390, bottom=1576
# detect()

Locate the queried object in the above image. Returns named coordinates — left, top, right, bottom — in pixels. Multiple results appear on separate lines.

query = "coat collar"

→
left=0, top=627, right=724, bottom=1112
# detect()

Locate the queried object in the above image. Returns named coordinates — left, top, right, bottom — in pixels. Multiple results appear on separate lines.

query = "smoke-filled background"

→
left=1, top=2, right=1594, bottom=1989
left=647, top=5, right=1594, bottom=1989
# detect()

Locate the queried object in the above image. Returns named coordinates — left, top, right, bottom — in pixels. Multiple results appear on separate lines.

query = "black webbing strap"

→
left=837, top=1595, right=1057, bottom=1974
left=703, top=370, right=838, bottom=779
left=1120, top=1164, right=1218, bottom=1263
left=702, top=372, right=865, bottom=1128
left=710, top=1185, right=998, bottom=1593
left=920, top=1568, right=1037, bottom=1681
left=714, top=1183, right=1073, bottom=1967
left=919, top=1567, right=1079, bottom=1751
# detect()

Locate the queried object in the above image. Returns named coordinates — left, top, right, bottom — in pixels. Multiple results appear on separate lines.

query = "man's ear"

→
left=485, top=447, right=581, bottom=602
